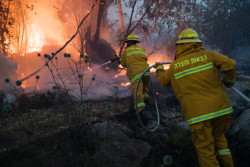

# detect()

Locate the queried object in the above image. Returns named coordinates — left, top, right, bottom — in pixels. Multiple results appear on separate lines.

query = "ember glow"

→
left=20, top=73, right=27, bottom=88
left=113, top=70, right=126, bottom=78
left=120, top=82, right=130, bottom=87
left=4, top=0, right=172, bottom=98
left=27, top=24, right=45, bottom=53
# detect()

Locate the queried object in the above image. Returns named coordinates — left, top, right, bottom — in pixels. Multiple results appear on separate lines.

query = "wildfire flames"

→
left=120, top=82, right=130, bottom=87
left=27, top=24, right=45, bottom=53
left=113, top=69, right=126, bottom=78
left=7, top=0, right=172, bottom=94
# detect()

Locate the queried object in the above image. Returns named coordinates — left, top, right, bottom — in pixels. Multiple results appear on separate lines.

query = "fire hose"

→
left=231, top=87, right=250, bottom=103
left=135, top=62, right=250, bottom=132
left=90, top=55, right=121, bottom=70
left=135, top=62, right=172, bottom=132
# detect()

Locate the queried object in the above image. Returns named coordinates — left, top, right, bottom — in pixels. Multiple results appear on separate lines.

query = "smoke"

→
left=28, top=0, right=64, bottom=46
left=0, top=53, right=18, bottom=90
left=13, top=44, right=131, bottom=100
left=83, top=66, right=131, bottom=100
left=230, top=46, right=250, bottom=75
left=9, top=0, right=171, bottom=100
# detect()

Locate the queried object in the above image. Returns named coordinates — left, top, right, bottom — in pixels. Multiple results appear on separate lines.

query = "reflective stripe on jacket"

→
left=156, top=43, right=236, bottom=125
left=121, top=44, right=149, bottom=81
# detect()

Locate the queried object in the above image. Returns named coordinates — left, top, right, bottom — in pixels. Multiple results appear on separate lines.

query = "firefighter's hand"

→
left=111, top=55, right=121, bottom=62
left=153, top=62, right=161, bottom=68
left=223, top=78, right=235, bottom=88
left=117, top=59, right=121, bottom=65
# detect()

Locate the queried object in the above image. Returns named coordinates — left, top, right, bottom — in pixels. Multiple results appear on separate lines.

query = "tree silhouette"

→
left=0, top=0, right=14, bottom=55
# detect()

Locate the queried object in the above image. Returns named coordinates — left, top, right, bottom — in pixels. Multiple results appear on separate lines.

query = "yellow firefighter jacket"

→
left=156, top=43, right=236, bottom=125
left=121, top=44, right=149, bottom=82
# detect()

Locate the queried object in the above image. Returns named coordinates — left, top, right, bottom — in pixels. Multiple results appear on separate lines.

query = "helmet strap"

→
left=126, top=41, right=138, bottom=47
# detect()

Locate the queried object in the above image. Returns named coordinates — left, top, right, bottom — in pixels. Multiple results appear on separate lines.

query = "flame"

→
left=120, top=82, right=130, bottom=87
left=27, top=24, right=45, bottom=53
left=149, top=63, right=170, bottom=72
left=113, top=70, right=126, bottom=78
left=88, top=66, right=93, bottom=73
left=20, top=72, right=27, bottom=88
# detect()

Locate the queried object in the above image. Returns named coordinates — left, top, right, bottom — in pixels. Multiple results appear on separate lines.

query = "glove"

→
left=153, top=62, right=161, bottom=68
left=111, top=55, right=121, bottom=62
left=223, top=78, right=235, bottom=88
left=154, top=62, right=164, bottom=71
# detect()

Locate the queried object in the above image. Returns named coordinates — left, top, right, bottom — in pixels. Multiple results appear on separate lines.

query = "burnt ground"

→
left=0, top=79, right=249, bottom=167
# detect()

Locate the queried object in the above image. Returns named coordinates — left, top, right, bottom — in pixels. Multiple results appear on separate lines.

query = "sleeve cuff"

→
left=156, top=65, right=164, bottom=71
left=225, top=78, right=236, bottom=83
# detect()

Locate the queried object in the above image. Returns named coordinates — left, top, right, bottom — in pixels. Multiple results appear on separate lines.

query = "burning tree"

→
left=0, top=0, right=14, bottom=56
left=12, top=0, right=32, bottom=55
left=57, top=0, right=117, bottom=69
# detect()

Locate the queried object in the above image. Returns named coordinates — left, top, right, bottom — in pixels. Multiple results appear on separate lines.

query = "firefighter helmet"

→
left=125, top=34, right=140, bottom=42
left=176, top=28, right=202, bottom=44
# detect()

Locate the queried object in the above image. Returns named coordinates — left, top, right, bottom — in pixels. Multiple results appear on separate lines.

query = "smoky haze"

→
left=0, top=53, right=18, bottom=90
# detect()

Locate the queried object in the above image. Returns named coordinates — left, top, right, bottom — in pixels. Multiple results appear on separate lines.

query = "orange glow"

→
left=120, top=82, right=130, bottom=87
left=20, top=73, right=27, bottom=88
left=113, top=70, right=126, bottom=78
left=148, top=53, right=172, bottom=72
left=150, top=64, right=170, bottom=72
left=88, top=66, right=94, bottom=73
left=27, top=24, right=45, bottom=53
left=156, top=92, right=159, bottom=95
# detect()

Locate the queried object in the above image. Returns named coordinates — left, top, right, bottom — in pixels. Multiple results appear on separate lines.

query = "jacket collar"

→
left=176, top=43, right=205, bottom=59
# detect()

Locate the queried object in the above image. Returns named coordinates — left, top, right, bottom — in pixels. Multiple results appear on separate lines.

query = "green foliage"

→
left=81, top=104, right=87, bottom=110
left=84, top=58, right=89, bottom=64
left=5, top=78, right=10, bottom=83
left=48, top=56, right=52, bottom=60
left=169, top=131, right=192, bottom=150
left=78, top=74, right=83, bottom=78
left=2, top=104, right=12, bottom=112
left=88, top=102, right=93, bottom=108
left=162, top=155, right=173, bottom=166
left=16, top=80, right=22, bottom=86
left=105, top=103, right=112, bottom=110
left=124, top=0, right=250, bottom=55
left=35, top=75, right=40, bottom=80
left=64, top=53, right=71, bottom=58
left=193, top=0, right=250, bottom=54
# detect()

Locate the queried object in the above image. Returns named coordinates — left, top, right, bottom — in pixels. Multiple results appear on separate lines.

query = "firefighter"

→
left=155, top=28, right=235, bottom=167
left=121, top=33, right=150, bottom=124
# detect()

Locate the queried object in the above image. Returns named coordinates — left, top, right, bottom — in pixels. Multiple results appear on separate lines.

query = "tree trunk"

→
left=93, top=0, right=106, bottom=42
left=118, top=0, right=125, bottom=39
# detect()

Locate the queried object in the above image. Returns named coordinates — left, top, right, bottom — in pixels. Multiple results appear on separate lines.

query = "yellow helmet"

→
left=125, top=33, right=140, bottom=42
left=176, top=28, right=202, bottom=44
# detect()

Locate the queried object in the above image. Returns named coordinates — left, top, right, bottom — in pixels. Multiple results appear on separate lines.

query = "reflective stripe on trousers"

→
left=190, top=115, right=234, bottom=167
left=130, top=72, right=150, bottom=83
left=187, top=107, right=233, bottom=125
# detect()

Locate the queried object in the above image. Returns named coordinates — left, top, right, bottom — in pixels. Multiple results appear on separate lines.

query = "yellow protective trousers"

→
left=190, top=114, right=234, bottom=167
left=130, top=76, right=150, bottom=112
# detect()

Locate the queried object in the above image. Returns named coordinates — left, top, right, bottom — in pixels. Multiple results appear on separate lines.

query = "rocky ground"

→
left=0, top=77, right=249, bottom=167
